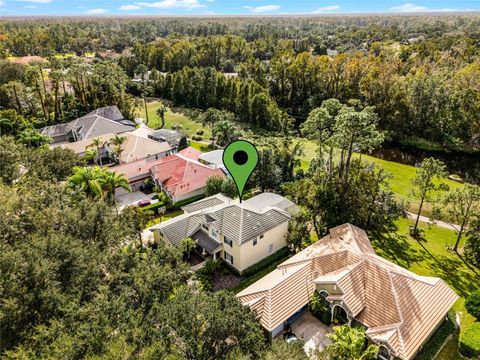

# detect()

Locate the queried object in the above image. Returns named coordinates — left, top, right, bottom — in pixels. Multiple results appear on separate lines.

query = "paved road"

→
left=406, top=212, right=459, bottom=231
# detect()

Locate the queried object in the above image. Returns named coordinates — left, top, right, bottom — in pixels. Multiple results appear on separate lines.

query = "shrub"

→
left=459, top=322, right=480, bottom=358
left=197, top=273, right=213, bottom=292
left=416, top=310, right=456, bottom=360
left=196, top=129, right=204, bottom=135
left=141, top=201, right=165, bottom=212
left=243, top=247, right=290, bottom=277
left=466, top=289, right=480, bottom=320
left=199, top=259, right=221, bottom=275
left=192, top=135, right=203, bottom=141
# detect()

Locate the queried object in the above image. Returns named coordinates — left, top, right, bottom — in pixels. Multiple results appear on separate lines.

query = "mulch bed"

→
left=212, top=270, right=241, bottom=291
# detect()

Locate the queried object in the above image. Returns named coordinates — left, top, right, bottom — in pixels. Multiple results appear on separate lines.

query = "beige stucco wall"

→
left=218, top=221, right=288, bottom=272
left=316, top=284, right=343, bottom=296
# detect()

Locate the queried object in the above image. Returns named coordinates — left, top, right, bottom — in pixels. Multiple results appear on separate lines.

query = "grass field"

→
left=371, top=218, right=478, bottom=359
left=136, top=100, right=211, bottom=139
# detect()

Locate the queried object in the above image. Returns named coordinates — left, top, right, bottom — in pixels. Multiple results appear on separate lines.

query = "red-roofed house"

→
left=150, top=154, right=225, bottom=203
left=110, top=147, right=226, bottom=203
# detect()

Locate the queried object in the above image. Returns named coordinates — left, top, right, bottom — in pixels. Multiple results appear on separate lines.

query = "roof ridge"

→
left=386, top=269, right=407, bottom=355
left=83, top=116, right=99, bottom=140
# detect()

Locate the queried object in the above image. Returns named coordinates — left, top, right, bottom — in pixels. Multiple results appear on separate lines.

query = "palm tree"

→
left=156, top=104, right=168, bottom=129
left=98, top=170, right=131, bottom=203
left=180, top=237, right=196, bottom=259
left=110, top=135, right=127, bottom=164
left=16, top=128, right=51, bottom=147
left=213, top=120, right=241, bottom=147
left=87, top=138, right=105, bottom=166
left=67, top=166, right=104, bottom=199
left=324, top=325, right=378, bottom=360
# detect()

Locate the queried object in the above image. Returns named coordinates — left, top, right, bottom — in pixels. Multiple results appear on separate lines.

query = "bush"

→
left=416, top=310, right=456, bottom=360
left=197, top=273, right=213, bottom=292
left=169, top=194, right=206, bottom=210
left=192, top=135, right=203, bottom=141
left=459, top=323, right=480, bottom=358
left=243, top=247, right=290, bottom=277
left=196, top=129, right=204, bottom=135
left=141, top=201, right=165, bottom=212
left=466, top=290, right=480, bottom=320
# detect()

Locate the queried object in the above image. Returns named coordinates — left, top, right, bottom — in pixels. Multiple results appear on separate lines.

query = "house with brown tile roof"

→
left=237, top=223, right=458, bottom=360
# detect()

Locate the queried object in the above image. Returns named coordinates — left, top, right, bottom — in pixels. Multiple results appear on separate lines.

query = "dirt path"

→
left=406, top=212, right=459, bottom=232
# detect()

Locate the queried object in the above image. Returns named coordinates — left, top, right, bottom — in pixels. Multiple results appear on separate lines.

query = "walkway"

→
left=288, top=311, right=332, bottom=355
left=406, top=212, right=459, bottom=232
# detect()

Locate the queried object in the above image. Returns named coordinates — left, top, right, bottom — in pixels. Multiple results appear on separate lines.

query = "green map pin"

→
left=223, top=140, right=259, bottom=202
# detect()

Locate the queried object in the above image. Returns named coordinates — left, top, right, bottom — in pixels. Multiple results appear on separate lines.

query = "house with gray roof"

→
left=150, top=192, right=296, bottom=273
left=148, top=129, right=187, bottom=150
left=40, top=106, right=134, bottom=144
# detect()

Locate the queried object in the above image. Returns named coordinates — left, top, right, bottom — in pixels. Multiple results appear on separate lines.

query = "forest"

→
left=1, top=14, right=480, bottom=360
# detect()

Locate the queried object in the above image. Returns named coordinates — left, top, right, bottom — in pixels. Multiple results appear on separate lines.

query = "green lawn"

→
left=287, top=137, right=463, bottom=217
left=370, top=218, right=478, bottom=359
left=145, top=209, right=183, bottom=227
left=135, top=99, right=210, bottom=139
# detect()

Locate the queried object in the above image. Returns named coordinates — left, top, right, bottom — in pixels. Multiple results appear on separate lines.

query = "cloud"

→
left=134, top=0, right=205, bottom=10
left=244, top=4, right=280, bottom=13
left=85, top=8, right=108, bottom=14
left=314, top=5, right=340, bottom=13
left=119, top=4, right=141, bottom=10
left=16, top=0, right=51, bottom=3
left=389, top=3, right=428, bottom=12
left=0, top=0, right=5, bottom=6
left=25, top=4, right=37, bottom=8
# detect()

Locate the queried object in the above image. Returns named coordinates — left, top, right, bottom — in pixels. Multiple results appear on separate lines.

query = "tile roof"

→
left=179, top=147, right=202, bottom=161
left=153, top=192, right=292, bottom=247
left=191, top=229, right=221, bottom=254
left=181, top=194, right=231, bottom=213
left=40, top=106, right=134, bottom=143
left=148, top=129, right=186, bottom=147
left=150, top=153, right=225, bottom=198
left=237, top=223, right=458, bottom=360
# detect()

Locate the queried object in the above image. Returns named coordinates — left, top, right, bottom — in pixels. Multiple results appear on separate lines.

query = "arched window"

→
left=378, top=345, right=390, bottom=360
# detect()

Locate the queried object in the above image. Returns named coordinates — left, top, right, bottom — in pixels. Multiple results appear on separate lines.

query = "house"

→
left=148, top=129, right=187, bottom=150
left=149, top=153, right=225, bottom=203
left=110, top=147, right=224, bottom=202
left=150, top=192, right=296, bottom=273
left=198, top=149, right=226, bottom=171
left=55, top=131, right=173, bottom=164
left=236, top=223, right=458, bottom=360
left=40, top=106, right=134, bottom=144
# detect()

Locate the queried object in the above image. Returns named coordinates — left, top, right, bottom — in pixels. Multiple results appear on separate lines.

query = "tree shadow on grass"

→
left=427, top=254, right=479, bottom=298
left=370, top=227, right=425, bottom=269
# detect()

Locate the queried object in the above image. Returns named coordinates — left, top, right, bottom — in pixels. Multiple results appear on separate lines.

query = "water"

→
left=367, top=142, right=480, bottom=183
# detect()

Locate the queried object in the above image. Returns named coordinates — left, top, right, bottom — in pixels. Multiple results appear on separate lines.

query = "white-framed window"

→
left=268, top=244, right=273, bottom=254
left=253, top=239, right=257, bottom=246
left=211, top=228, right=217, bottom=239
left=224, top=236, right=233, bottom=247
left=378, top=345, right=390, bottom=360
left=224, top=251, right=233, bottom=265
left=319, top=290, right=329, bottom=298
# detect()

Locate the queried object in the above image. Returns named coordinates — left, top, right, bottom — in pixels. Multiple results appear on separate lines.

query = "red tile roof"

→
left=151, top=153, right=225, bottom=197
left=179, top=146, right=202, bottom=160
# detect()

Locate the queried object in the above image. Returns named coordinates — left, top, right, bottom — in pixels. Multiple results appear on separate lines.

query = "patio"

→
left=287, top=311, right=332, bottom=354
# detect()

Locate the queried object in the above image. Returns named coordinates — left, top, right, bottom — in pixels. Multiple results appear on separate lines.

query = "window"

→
left=224, top=236, right=233, bottom=247
left=378, top=346, right=390, bottom=360
left=268, top=244, right=273, bottom=254
left=224, top=251, right=233, bottom=264
left=202, top=223, right=208, bottom=231
left=259, top=234, right=264, bottom=239
left=319, top=290, right=329, bottom=298
left=211, top=228, right=217, bottom=239
left=253, top=239, right=257, bottom=246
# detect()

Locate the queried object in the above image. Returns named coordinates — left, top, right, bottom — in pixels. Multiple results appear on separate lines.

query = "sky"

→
left=0, top=0, right=479, bottom=17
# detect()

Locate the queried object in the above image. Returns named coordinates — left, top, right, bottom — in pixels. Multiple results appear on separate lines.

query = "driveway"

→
left=117, top=191, right=157, bottom=209
left=288, top=311, right=332, bottom=354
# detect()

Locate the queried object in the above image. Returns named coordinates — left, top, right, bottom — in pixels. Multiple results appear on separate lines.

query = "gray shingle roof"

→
left=158, top=193, right=291, bottom=247
left=41, top=110, right=134, bottom=143
left=148, top=129, right=186, bottom=147
left=191, top=229, right=221, bottom=254
left=88, top=106, right=124, bottom=121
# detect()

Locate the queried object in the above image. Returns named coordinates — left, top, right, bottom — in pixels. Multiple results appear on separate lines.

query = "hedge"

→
left=168, top=194, right=206, bottom=210
left=416, top=309, right=456, bottom=360
left=465, top=289, right=480, bottom=320
left=243, top=247, right=291, bottom=277
left=141, top=201, right=165, bottom=212
left=459, top=322, right=480, bottom=358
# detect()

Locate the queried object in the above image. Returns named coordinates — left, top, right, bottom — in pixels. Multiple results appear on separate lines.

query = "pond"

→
left=366, top=142, right=480, bottom=183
